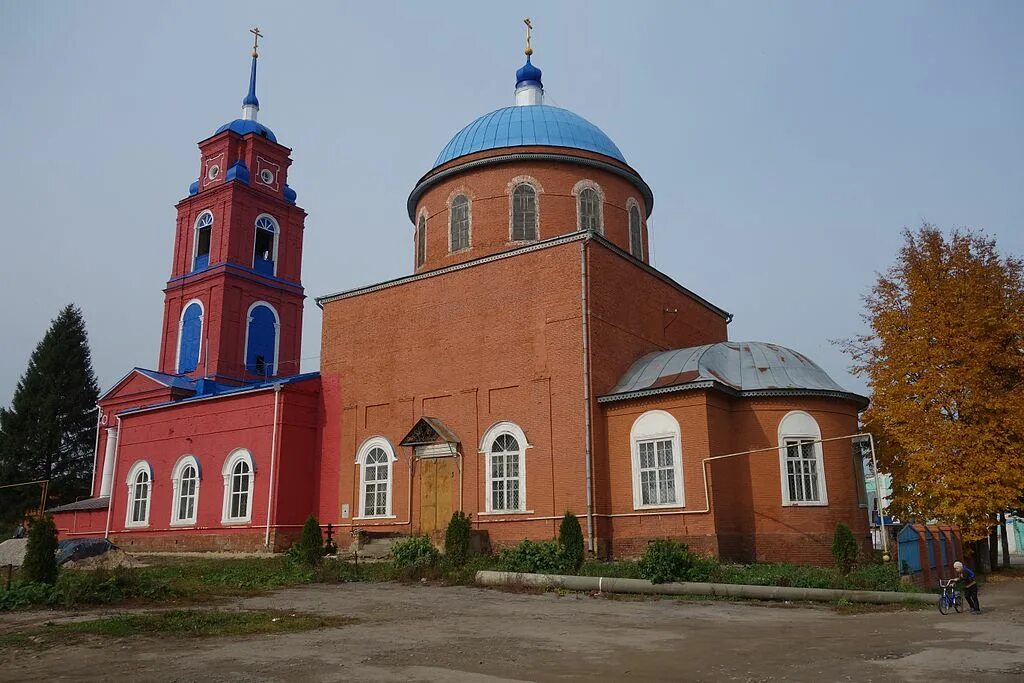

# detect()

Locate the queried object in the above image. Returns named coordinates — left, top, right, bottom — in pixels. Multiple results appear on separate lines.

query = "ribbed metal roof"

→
left=433, top=105, right=626, bottom=168
left=607, top=341, right=855, bottom=398
left=47, top=496, right=110, bottom=513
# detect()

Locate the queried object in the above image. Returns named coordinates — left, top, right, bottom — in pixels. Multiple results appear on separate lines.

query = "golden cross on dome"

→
left=250, top=26, right=263, bottom=57
left=524, top=17, right=533, bottom=56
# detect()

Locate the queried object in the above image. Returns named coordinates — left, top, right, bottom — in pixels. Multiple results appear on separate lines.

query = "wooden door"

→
left=418, top=457, right=455, bottom=537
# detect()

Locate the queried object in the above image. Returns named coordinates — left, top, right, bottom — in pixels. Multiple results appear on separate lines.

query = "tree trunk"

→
left=989, top=524, right=1000, bottom=572
left=999, top=511, right=1011, bottom=569
left=975, top=538, right=992, bottom=574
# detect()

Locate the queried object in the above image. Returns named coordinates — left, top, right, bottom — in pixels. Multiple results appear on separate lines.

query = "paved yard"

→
left=1, top=578, right=1022, bottom=681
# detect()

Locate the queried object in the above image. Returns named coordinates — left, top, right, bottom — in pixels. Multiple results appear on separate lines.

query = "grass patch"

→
left=59, top=609, right=352, bottom=638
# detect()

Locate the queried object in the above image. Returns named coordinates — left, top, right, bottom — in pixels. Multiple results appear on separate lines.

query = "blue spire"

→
left=243, top=52, right=259, bottom=108
left=515, top=55, right=543, bottom=88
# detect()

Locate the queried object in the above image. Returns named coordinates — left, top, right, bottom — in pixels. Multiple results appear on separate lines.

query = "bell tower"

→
left=158, top=30, right=307, bottom=384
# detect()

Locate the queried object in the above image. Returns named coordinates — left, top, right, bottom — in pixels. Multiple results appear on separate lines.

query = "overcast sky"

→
left=2, top=1, right=1022, bottom=405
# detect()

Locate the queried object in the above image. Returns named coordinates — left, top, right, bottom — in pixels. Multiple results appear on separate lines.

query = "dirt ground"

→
left=1, top=578, right=1022, bottom=682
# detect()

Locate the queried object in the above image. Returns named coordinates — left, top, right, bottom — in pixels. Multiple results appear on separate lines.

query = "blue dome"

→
left=214, top=119, right=278, bottom=143
left=515, top=56, right=542, bottom=87
left=433, top=105, right=625, bottom=169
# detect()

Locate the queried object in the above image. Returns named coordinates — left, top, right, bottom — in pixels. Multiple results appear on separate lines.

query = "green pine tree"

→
left=558, top=511, right=585, bottom=573
left=0, top=305, right=100, bottom=526
left=22, top=515, right=59, bottom=585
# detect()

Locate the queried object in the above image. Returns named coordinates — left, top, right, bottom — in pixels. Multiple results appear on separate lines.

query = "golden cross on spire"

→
left=250, top=27, right=263, bottom=57
left=524, top=17, right=533, bottom=56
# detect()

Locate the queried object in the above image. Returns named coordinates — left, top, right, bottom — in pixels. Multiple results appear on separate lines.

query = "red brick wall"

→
left=413, top=149, right=649, bottom=273
left=319, top=240, right=589, bottom=546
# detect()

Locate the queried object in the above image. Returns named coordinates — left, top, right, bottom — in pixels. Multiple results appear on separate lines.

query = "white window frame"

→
left=572, top=180, right=604, bottom=234
left=355, top=436, right=397, bottom=519
left=170, top=455, right=201, bottom=526
left=242, top=301, right=281, bottom=377
left=447, top=191, right=472, bottom=253
left=626, top=198, right=644, bottom=260
left=507, top=176, right=542, bottom=243
left=253, top=213, right=280, bottom=276
left=778, top=410, right=829, bottom=506
left=221, top=449, right=255, bottom=524
left=629, top=410, right=685, bottom=510
left=174, top=298, right=204, bottom=375
left=124, top=460, right=153, bottom=528
left=479, top=421, right=530, bottom=514
left=192, top=210, right=214, bottom=271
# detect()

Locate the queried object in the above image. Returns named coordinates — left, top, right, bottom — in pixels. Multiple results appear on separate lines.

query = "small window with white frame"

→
left=171, top=455, right=200, bottom=525
left=356, top=437, right=396, bottom=518
left=222, top=449, right=254, bottom=523
left=253, top=214, right=279, bottom=276
left=778, top=411, right=828, bottom=506
left=125, top=461, right=153, bottom=528
left=630, top=410, right=684, bottom=509
left=481, top=422, right=529, bottom=513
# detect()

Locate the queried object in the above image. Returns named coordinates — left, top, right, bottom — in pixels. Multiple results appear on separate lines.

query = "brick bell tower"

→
left=158, top=29, right=307, bottom=384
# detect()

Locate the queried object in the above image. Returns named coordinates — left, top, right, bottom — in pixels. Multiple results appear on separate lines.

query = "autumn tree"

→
left=841, top=225, right=1024, bottom=544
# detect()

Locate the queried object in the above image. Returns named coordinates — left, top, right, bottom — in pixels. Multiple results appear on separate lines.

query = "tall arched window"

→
left=449, top=194, right=470, bottom=252
left=244, top=302, right=279, bottom=378
left=222, top=449, right=254, bottom=523
left=356, top=437, right=396, bottom=518
left=511, top=184, right=538, bottom=241
left=176, top=300, right=203, bottom=374
left=778, top=411, right=828, bottom=505
left=253, top=214, right=279, bottom=276
left=125, top=461, right=152, bottom=528
left=628, top=203, right=643, bottom=259
left=630, top=410, right=684, bottom=509
left=416, top=214, right=427, bottom=267
left=171, top=455, right=200, bottom=525
left=578, top=188, right=601, bottom=233
left=193, top=211, right=213, bottom=271
left=481, top=422, right=529, bottom=513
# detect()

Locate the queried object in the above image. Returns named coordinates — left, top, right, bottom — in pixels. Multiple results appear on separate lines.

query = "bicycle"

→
left=938, top=578, right=963, bottom=615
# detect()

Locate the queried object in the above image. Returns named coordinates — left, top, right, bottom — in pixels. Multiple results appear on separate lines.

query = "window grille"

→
left=229, top=460, right=251, bottom=519
left=637, top=438, right=676, bottom=506
left=417, top=215, right=427, bottom=267
left=177, top=464, right=198, bottom=522
left=785, top=439, right=821, bottom=503
left=489, top=434, right=522, bottom=511
left=450, top=195, right=470, bottom=251
left=362, top=447, right=390, bottom=517
left=511, top=185, right=537, bottom=241
left=629, top=205, right=642, bottom=258
left=130, top=470, right=150, bottom=523
left=578, top=188, right=600, bottom=232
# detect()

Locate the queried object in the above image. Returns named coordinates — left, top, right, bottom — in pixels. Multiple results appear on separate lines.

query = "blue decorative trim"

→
left=188, top=180, right=199, bottom=196
left=225, top=159, right=250, bottom=184
left=165, top=261, right=304, bottom=293
left=283, top=184, right=297, bottom=204
left=214, top=119, right=278, bottom=143
left=114, top=372, right=321, bottom=417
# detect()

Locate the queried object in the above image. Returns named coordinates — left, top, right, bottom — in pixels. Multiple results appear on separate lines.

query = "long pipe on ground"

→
left=474, top=571, right=932, bottom=606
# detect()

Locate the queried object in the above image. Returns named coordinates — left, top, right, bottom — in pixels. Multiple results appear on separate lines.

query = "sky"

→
left=1, top=1, right=1022, bottom=405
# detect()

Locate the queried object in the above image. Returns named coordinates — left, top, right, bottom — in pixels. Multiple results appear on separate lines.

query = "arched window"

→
left=416, top=214, right=427, bottom=267
left=510, top=184, right=538, bottom=241
left=176, top=300, right=204, bottom=374
left=630, top=410, right=684, bottom=509
left=356, top=437, right=396, bottom=518
left=778, top=411, right=828, bottom=506
left=253, top=214, right=279, bottom=276
left=192, top=211, right=213, bottom=271
left=577, top=186, right=602, bottom=233
left=125, top=461, right=152, bottom=528
left=449, top=194, right=470, bottom=252
left=480, top=422, right=529, bottom=513
left=628, top=202, right=643, bottom=259
left=222, top=449, right=254, bottom=523
left=171, top=455, right=200, bottom=525
left=244, top=302, right=279, bottom=378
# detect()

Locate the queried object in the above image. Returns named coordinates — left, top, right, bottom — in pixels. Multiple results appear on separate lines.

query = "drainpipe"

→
left=580, top=239, right=595, bottom=553
left=89, top=405, right=101, bottom=497
left=264, top=383, right=283, bottom=548
left=103, top=416, right=123, bottom=539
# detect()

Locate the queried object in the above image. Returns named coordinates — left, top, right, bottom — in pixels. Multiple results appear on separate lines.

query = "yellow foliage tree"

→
left=841, top=225, right=1024, bottom=541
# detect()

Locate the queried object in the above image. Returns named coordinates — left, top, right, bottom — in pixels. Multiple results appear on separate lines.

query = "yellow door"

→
left=418, top=457, right=455, bottom=538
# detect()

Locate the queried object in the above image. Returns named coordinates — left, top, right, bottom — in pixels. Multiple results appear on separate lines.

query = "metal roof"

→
left=433, top=105, right=626, bottom=169
left=604, top=341, right=866, bottom=405
left=47, top=496, right=110, bottom=513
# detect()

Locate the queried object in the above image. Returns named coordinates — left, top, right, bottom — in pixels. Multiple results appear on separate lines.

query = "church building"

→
left=50, top=27, right=870, bottom=565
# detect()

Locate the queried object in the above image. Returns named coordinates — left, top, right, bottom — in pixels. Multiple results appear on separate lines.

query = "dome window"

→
left=416, top=214, right=427, bottom=267
left=192, top=211, right=213, bottom=271
left=573, top=181, right=604, bottom=234
left=449, top=194, right=471, bottom=252
left=510, top=183, right=538, bottom=242
left=628, top=202, right=643, bottom=259
left=253, top=214, right=278, bottom=276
